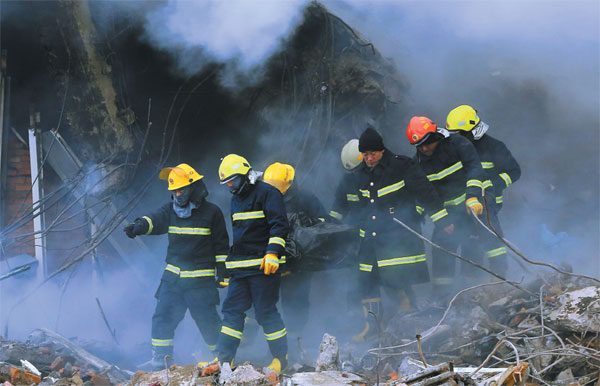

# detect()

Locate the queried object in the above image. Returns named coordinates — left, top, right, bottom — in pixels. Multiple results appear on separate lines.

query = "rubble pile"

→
left=367, top=273, right=600, bottom=386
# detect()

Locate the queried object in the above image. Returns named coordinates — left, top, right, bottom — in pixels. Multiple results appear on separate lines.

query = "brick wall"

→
left=2, top=131, right=35, bottom=257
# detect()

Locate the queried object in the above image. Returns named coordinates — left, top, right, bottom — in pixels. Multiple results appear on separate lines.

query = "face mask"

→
left=173, top=185, right=192, bottom=207
left=173, top=201, right=197, bottom=218
left=229, top=175, right=249, bottom=195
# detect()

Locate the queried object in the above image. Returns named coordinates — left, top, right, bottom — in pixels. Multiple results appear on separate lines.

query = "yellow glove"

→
left=466, top=197, right=483, bottom=216
left=260, top=253, right=279, bottom=275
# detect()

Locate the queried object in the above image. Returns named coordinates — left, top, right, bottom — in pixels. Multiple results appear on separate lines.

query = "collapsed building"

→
left=0, top=1, right=598, bottom=386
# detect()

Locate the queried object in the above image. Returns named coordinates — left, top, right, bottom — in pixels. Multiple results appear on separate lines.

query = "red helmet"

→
left=407, top=116, right=437, bottom=145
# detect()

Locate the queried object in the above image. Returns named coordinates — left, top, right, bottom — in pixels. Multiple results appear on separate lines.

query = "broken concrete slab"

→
left=547, top=286, right=600, bottom=333
left=220, top=364, right=267, bottom=386
left=316, top=334, right=339, bottom=372
left=125, top=365, right=213, bottom=386
left=283, top=371, right=365, bottom=386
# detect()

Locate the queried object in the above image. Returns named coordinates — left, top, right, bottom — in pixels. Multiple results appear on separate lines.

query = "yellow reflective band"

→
left=207, top=344, right=216, bottom=351
left=499, top=172, right=512, bottom=187
left=265, top=255, right=279, bottom=264
left=168, top=226, right=211, bottom=235
left=221, top=326, right=243, bottom=339
left=486, top=247, right=507, bottom=258
left=444, top=193, right=466, bottom=206
left=152, top=338, right=174, bottom=347
left=225, top=258, right=263, bottom=269
left=361, top=297, right=381, bottom=304
left=467, top=198, right=481, bottom=208
left=496, top=196, right=503, bottom=204
left=377, top=254, right=426, bottom=267
left=329, top=210, right=343, bottom=220
left=359, top=189, right=370, bottom=198
left=232, top=211, right=265, bottom=221
left=430, top=208, right=448, bottom=222
left=346, top=194, right=359, bottom=202
left=481, top=161, right=495, bottom=169
left=359, top=229, right=366, bottom=238
left=142, top=216, right=153, bottom=235
left=432, top=277, right=454, bottom=285
left=377, top=180, right=405, bottom=197
left=269, top=237, right=285, bottom=248
left=216, top=255, right=228, bottom=262
left=165, top=264, right=181, bottom=275
left=180, top=269, right=215, bottom=278
left=427, top=161, right=463, bottom=181
left=415, top=206, right=424, bottom=215
left=482, top=180, right=493, bottom=190
left=264, top=328, right=287, bottom=341
left=359, top=264, right=373, bottom=272
left=466, top=179, right=484, bottom=188
left=279, top=256, right=287, bottom=264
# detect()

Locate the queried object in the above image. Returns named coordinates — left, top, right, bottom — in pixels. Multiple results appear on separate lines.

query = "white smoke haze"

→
left=143, top=0, right=308, bottom=86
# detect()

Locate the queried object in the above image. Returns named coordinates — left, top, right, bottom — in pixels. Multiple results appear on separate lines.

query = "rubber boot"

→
left=266, top=354, right=288, bottom=374
left=352, top=298, right=381, bottom=342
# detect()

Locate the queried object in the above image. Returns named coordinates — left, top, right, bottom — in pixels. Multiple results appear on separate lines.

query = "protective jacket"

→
left=137, top=200, right=229, bottom=288
left=355, top=149, right=451, bottom=235
left=469, top=133, right=520, bottom=206
left=414, top=133, right=491, bottom=207
left=226, top=180, right=290, bottom=277
left=330, top=172, right=361, bottom=226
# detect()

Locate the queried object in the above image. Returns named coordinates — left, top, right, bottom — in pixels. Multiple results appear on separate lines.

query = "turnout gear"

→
left=358, top=128, right=384, bottom=152
left=219, top=154, right=252, bottom=184
left=466, top=197, right=483, bottom=216
left=159, top=163, right=203, bottom=191
left=341, top=139, right=363, bottom=170
left=264, top=163, right=295, bottom=194
left=410, top=125, right=508, bottom=283
left=151, top=346, right=174, bottom=371
left=216, top=171, right=289, bottom=364
left=126, top=177, right=229, bottom=362
left=261, top=253, right=280, bottom=275
left=446, top=106, right=521, bottom=208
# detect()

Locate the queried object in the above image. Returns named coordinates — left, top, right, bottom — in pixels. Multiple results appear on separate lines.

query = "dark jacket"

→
left=330, top=172, right=361, bottom=226
left=354, top=149, right=451, bottom=239
left=284, top=185, right=327, bottom=225
left=471, top=133, right=520, bottom=206
left=414, top=133, right=491, bottom=208
left=137, top=199, right=229, bottom=288
left=226, top=180, right=290, bottom=277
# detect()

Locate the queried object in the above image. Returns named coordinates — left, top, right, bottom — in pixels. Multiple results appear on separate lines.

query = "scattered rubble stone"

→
left=283, top=371, right=365, bottom=386
left=316, top=334, right=339, bottom=372
left=547, top=286, right=600, bottom=333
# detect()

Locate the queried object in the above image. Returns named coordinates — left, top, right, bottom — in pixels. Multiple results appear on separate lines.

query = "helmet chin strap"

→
left=230, top=175, right=249, bottom=195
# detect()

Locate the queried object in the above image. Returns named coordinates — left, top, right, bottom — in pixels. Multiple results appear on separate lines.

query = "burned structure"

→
left=0, top=1, right=598, bottom=386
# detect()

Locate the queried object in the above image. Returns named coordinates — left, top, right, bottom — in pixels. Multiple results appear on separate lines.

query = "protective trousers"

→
left=431, top=204, right=507, bottom=287
left=151, top=281, right=221, bottom=357
left=280, top=270, right=312, bottom=336
left=216, top=274, right=287, bottom=363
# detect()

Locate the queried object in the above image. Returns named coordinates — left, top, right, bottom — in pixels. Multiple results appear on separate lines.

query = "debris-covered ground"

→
left=1, top=272, right=598, bottom=386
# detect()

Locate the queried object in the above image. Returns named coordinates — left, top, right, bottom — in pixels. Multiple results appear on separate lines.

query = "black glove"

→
left=123, top=220, right=145, bottom=239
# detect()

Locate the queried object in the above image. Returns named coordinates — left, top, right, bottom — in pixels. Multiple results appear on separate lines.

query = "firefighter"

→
left=445, top=105, right=521, bottom=210
left=205, top=154, right=289, bottom=374
left=263, top=162, right=327, bottom=340
left=123, top=164, right=229, bottom=370
left=407, top=116, right=507, bottom=294
left=352, top=128, right=452, bottom=341
left=329, top=139, right=363, bottom=224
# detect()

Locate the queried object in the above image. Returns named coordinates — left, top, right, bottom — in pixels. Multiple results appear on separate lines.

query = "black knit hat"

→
left=359, top=128, right=384, bottom=152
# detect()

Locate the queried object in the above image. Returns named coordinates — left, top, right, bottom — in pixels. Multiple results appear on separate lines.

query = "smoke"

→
left=142, top=0, right=307, bottom=87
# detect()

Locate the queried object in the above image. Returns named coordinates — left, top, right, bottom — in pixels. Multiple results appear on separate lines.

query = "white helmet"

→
left=341, top=139, right=363, bottom=170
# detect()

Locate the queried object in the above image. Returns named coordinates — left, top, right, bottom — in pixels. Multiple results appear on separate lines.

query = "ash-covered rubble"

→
left=0, top=272, right=598, bottom=386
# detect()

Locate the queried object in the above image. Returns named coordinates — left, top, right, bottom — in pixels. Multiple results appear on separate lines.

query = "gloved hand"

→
left=466, top=197, right=483, bottom=216
left=216, top=277, right=230, bottom=288
left=123, top=220, right=144, bottom=239
left=260, top=253, right=279, bottom=275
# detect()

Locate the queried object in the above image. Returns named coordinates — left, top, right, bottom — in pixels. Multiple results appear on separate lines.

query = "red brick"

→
left=7, top=177, right=30, bottom=185
left=14, top=184, right=32, bottom=191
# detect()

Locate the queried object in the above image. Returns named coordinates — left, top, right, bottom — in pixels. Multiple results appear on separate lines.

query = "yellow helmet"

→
left=159, top=163, right=203, bottom=191
left=341, top=139, right=363, bottom=170
left=218, top=154, right=251, bottom=184
left=263, top=162, right=295, bottom=194
left=446, top=105, right=480, bottom=132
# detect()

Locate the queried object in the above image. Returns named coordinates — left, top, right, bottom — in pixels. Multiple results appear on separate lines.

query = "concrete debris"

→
left=316, top=334, right=340, bottom=372
left=283, top=371, right=365, bottom=386
left=547, top=286, right=600, bottom=333
left=219, top=364, right=267, bottom=386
